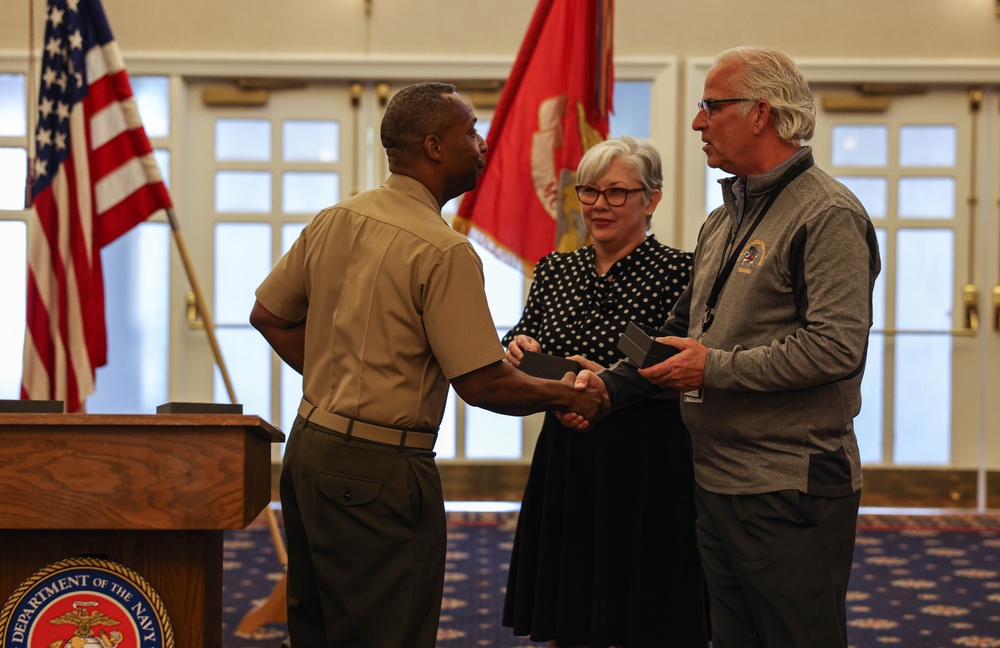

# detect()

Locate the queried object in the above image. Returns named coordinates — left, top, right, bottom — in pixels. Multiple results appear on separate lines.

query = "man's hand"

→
left=505, top=334, right=541, bottom=368
left=567, top=354, right=604, bottom=373
left=555, top=370, right=609, bottom=430
left=638, top=336, right=707, bottom=393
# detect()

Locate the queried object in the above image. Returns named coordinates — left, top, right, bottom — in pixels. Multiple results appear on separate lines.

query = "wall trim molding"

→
left=4, top=50, right=1000, bottom=83
left=687, top=56, right=1000, bottom=84
left=0, top=50, right=676, bottom=80
left=269, top=463, right=1000, bottom=509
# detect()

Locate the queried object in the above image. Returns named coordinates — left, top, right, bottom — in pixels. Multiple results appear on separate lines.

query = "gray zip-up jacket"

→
left=601, top=147, right=880, bottom=496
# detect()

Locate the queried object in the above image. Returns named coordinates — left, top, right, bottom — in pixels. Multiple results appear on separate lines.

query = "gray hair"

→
left=715, top=46, right=815, bottom=145
left=380, top=82, right=457, bottom=152
left=576, top=135, right=663, bottom=205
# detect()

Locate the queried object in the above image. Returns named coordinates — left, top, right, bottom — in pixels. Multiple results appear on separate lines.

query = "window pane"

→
left=0, top=148, right=27, bottom=210
left=831, top=125, right=888, bottom=167
left=835, top=176, right=887, bottom=218
left=704, top=165, right=727, bottom=213
left=0, top=74, right=26, bottom=136
left=896, top=229, right=953, bottom=330
left=131, top=76, right=169, bottom=138
left=856, top=229, right=887, bottom=464
left=215, top=222, right=272, bottom=325
left=0, top=221, right=26, bottom=399
left=610, top=80, right=651, bottom=139
left=872, top=228, right=888, bottom=331
left=154, top=149, right=170, bottom=188
left=216, top=328, right=272, bottom=414
left=471, top=239, right=524, bottom=328
left=283, top=120, right=340, bottom=162
left=88, top=223, right=169, bottom=414
left=899, top=125, right=956, bottom=167
left=282, top=171, right=339, bottom=214
left=893, top=334, right=950, bottom=464
left=898, top=177, right=954, bottom=218
left=215, top=119, right=271, bottom=161
left=857, top=332, right=884, bottom=463
left=893, top=229, right=951, bottom=462
left=465, top=406, right=521, bottom=459
left=215, top=171, right=271, bottom=212
left=436, top=390, right=457, bottom=459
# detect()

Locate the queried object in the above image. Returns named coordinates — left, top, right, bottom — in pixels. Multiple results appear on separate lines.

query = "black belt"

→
left=297, top=399, right=437, bottom=450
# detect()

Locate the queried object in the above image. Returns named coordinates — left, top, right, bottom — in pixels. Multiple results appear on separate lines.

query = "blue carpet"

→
left=849, top=514, right=1000, bottom=648
left=221, top=511, right=1000, bottom=647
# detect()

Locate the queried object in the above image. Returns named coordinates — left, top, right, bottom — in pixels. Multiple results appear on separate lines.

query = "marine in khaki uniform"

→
left=250, top=82, right=604, bottom=648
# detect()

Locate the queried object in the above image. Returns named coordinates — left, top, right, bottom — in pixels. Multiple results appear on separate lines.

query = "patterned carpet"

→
left=849, top=513, right=1000, bottom=648
left=221, top=510, right=1000, bottom=648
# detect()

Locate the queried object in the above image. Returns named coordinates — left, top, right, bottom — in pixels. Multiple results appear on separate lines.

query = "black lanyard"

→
left=701, top=158, right=813, bottom=334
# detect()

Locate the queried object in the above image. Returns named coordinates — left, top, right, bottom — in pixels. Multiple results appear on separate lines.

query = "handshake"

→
left=506, top=331, right=709, bottom=430
left=557, top=369, right=610, bottom=431
left=506, top=335, right=610, bottom=430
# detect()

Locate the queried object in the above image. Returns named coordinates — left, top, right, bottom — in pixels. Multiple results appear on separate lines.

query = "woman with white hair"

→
left=502, top=136, right=709, bottom=647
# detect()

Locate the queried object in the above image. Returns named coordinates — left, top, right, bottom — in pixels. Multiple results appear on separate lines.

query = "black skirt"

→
left=502, top=398, right=709, bottom=647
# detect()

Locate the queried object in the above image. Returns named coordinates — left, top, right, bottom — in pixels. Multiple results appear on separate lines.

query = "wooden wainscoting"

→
left=269, top=463, right=1000, bottom=508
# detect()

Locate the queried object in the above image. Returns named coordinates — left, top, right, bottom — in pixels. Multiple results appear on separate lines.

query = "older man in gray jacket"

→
left=564, top=46, right=880, bottom=648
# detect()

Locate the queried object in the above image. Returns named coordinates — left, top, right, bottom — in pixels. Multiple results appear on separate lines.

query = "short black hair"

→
left=380, top=82, right=457, bottom=152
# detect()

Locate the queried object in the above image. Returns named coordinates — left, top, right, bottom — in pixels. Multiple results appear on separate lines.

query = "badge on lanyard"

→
left=683, top=388, right=703, bottom=404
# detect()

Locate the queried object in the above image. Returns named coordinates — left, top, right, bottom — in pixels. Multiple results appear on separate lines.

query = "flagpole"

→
left=164, top=208, right=236, bottom=403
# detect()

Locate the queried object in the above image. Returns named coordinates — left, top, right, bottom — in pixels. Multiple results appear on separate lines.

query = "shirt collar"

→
left=591, top=235, right=657, bottom=278
left=384, top=173, right=442, bottom=216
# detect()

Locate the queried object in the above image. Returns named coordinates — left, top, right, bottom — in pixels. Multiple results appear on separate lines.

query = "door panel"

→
left=181, top=81, right=356, bottom=447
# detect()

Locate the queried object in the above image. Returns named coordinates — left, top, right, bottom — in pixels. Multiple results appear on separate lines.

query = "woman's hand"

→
left=505, top=334, right=541, bottom=367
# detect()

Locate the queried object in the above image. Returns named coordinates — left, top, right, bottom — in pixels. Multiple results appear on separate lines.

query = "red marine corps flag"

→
left=21, top=0, right=172, bottom=412
left=454, top=0, right=614, bottom=274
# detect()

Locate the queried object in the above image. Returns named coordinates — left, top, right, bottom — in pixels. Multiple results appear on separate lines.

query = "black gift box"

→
left=156, top=402, right=243, bottom=414
left=518, top=350, right=581, bottom=380
left=0, top=399, right=64, bottom=413
left=616, top=321, right=679, bottom=368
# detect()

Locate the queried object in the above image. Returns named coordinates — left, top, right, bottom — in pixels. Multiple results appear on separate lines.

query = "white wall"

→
left=7, top=0, right=1000, bottom=61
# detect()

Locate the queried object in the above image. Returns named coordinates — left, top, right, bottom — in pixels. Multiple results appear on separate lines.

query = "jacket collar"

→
left=721, top=146, right=814, bottom=199
left=720, top=147, right=814, bottom=223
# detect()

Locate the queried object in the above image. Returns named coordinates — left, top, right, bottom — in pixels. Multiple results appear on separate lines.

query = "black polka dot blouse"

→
left=501, top=236, right=692, bottom=366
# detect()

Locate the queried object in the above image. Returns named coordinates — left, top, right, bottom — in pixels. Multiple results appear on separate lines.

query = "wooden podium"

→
left=0, top=412, right=284, bottom=648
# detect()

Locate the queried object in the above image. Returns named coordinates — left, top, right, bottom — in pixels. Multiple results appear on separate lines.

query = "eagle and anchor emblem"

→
left=0, top=557, right=174, bottom=648
left=47, top=600, right=124, bottom=648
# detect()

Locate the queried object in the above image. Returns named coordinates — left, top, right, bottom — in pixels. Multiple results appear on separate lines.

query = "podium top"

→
left=0, top=412, right=285, bottom=442
left=0, top=413, right=283, bottom=530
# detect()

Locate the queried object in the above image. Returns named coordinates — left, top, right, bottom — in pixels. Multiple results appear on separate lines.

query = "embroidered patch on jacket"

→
left=738, top=239, right=767, bottom=274
left=0, top=557, right=174, bottom=647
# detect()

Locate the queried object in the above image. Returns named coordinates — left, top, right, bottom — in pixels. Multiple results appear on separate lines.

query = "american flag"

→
left=21, top=0, right=172, bottom=413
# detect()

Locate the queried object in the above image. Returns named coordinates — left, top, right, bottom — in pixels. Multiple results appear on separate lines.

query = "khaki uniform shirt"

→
left=256, top=173, right=505, bottom=430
